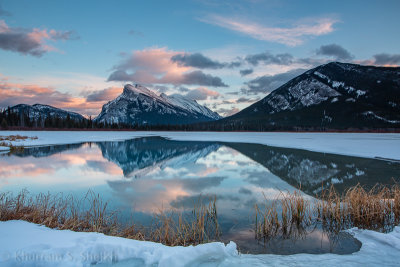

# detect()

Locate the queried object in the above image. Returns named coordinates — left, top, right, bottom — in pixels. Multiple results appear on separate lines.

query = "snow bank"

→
left=1, top=131, right=400, bottom=161
left=0, top=220, right=237, bottom=267
left=0, top=220, right=399, bottom=266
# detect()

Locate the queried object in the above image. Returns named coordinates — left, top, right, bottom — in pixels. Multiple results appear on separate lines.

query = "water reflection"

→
left=97, top=138, right=220, bottom=178
left=1, top=137, right=399, bottom=254
left=228, top=143, right=400, bottom=196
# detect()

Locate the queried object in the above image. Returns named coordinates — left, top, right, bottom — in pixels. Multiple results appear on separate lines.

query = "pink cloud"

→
left=0, top=78, right=121, bottom=116
left=0, top=20, right=78, bottom=57
left=84, top=87, right=122, bottom=102
left=108, top=48, right=228, bottom=87
left=203, top=16, right=338, bottom=46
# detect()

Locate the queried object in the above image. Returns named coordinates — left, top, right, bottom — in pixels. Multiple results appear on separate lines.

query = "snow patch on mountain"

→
left=363, top=111, right=400, bottom=124
left=264, top=78, right=340, bottom=114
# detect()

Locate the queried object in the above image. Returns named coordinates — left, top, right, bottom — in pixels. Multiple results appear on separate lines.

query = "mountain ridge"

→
left=219, top=62, right=400, bottom=129
left=9, top=103, right=86, bottom=122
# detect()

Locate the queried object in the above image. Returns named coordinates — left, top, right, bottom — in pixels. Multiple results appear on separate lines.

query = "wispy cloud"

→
left=202, top=15, right=338, bottom=46
left=185, top=87, right=220, bottom=100
left=0, top=20, right=79, bottom=57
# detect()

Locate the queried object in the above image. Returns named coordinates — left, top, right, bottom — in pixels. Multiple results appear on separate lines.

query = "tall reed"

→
left=255, top=184, right=400, bottom=240
left=0, top=190, right=219, bottom=246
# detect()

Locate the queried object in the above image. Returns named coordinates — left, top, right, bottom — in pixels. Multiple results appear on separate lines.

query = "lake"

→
left=1, top=136, right=399, bottom=254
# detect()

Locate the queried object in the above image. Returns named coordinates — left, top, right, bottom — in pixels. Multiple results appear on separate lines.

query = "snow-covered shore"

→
left=1, top=131, right=400, bottom=160
left=0, top=220, right=399, bottom=266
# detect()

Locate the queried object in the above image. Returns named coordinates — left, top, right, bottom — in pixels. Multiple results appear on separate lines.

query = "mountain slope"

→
left=222, top=62, right=400, bottom=129
left=95, top=84, right=221, bottom=125
left=10, top=104, right=86, bottom=122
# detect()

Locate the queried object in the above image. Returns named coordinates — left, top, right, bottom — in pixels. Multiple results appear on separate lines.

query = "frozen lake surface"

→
left=0, top=131, right=399, bottom=265
left=1, top=131, right=400, bottom=160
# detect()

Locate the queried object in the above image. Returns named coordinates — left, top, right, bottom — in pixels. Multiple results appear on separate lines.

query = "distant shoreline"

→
left=1, top=131, right=400, bottom=161
left=1, top=127, right=400, bottom=133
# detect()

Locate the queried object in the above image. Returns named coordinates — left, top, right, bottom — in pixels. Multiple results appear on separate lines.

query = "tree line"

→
left=0, top=107, right=130, bottom=130
left=0, top=107, right=298, bottom=131
left=1, top=107, right=398, bottom=132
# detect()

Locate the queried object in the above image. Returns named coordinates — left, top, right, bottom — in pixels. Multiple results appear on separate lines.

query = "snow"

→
left=331, top=97, right=339, bottom=103
left=332, top=81, right=345, bottom=88
left=356, top=90, right=366, bottom=98
left=265, top=93, right=290, bottom=113
left=0, top=220, right=399, bottom=266
left=1, top=131, right=400, bottom=161
left=313, top=71, right=330, bottom=81
left=264, top=78, right=340, bottom=113
left=331, top=178, right=343, bottom=184
left=363, top=111, right=400, bottom=124
left=288, top=78, right=340, bottom=108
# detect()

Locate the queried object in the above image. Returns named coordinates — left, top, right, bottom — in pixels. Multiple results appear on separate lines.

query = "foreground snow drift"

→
left=1, top=131, right=400, bottom=160
left=0, top=221, right=399, bottom=266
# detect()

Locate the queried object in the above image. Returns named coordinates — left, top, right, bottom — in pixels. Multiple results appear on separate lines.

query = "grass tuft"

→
left=0, top=190, right=219, bottom=246
left=255, top=184, right=400, bottom=241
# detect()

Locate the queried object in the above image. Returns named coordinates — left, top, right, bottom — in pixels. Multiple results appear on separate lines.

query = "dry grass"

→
left=316, top=184, right=400, bottom=232
left=0, top=135, right=37, bottom=142
left=148, top=196, right=220, bottom=246
left=2, top=184, right=399, bottom=245
left=0, top=135, right=37, bottom=151
left=0, top=190, right=220, bottom=246
left=255, top=184, right=400, bottom=240
left=255, top=191, right=312, bottom=240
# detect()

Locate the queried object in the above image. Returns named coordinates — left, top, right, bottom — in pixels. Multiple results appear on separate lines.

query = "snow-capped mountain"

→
left=223, top=62, right=400, bottom=129
left=10, top=104, right=86, bottom=122
left=94, top=84, right=221, bottom=125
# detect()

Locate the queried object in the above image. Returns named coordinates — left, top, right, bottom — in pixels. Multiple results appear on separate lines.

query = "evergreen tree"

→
left=1, top=118, right=7, bottom=129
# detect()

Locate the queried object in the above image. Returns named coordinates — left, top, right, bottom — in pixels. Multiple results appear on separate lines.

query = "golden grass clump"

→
left=255, top=191, right=312, bottom=240
left=255, top=184, right=400, bottom=241
left=0, top=190, right=220, bottom=246
left=149, top=196, right=220, bottom=246
left=316, top=184, right=400, bottom=232
left=0, top=135, right=37, bottom=151
left=0, top=135, right=37, bottom=142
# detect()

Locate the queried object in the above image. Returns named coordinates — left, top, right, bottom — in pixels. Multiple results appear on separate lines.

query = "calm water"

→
left=1, top=137, right=399, bottom=254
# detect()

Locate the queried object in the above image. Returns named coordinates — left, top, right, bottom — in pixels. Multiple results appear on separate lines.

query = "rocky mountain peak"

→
left=95, top=84, right=221, bottom=125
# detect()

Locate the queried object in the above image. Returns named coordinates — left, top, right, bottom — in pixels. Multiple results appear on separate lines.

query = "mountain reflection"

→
left=95, top=137, right=221, bottom=177
left=3, top=137, right=399, bottom=198
left=227, top=143, right=400, bottom=196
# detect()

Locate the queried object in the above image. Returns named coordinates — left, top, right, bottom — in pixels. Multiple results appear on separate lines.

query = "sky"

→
left=0, top=0, right=399, bottom=117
